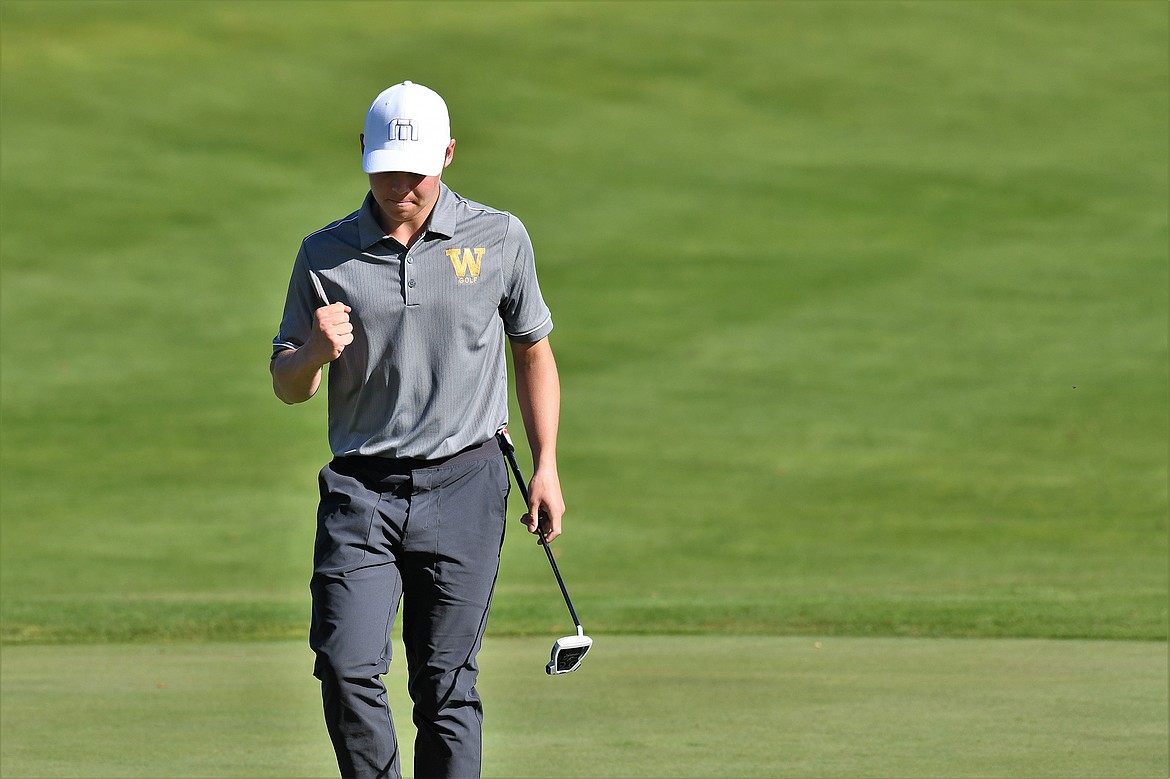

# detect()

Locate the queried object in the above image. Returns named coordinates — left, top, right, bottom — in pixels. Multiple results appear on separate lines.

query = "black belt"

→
left=334, top=437, right=498, bottom=473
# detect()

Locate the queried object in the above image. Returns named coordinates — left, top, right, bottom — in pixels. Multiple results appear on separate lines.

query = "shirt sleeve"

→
left=499, top=214, right=554, bottom=343
left=271, top=243, right=317, bottom=359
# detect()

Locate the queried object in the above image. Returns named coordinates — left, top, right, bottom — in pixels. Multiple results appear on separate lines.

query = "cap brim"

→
left=362, top=148, right=443, bottom=177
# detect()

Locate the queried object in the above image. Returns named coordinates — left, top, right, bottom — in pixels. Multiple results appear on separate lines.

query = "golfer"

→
left=270, top=80, right=565, bottom=779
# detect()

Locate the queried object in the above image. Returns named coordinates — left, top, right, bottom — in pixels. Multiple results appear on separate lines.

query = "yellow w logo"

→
left=446, top=247, right=485, bottom=281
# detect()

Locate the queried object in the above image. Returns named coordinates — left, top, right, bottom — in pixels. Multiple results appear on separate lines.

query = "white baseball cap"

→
left=361, top=81, right=450, bottom=176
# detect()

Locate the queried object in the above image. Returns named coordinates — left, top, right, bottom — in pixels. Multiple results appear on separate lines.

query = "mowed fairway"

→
left=2, top=637, right=1166, bottom=778
left=1, top=1, right=1167, bottom=777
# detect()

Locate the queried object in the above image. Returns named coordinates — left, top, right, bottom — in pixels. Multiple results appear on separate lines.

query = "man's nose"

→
left=388, top=173, right=412, bottom=193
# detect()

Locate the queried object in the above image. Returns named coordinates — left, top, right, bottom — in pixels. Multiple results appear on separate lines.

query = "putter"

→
left=496, top=427, right=592, bottom=675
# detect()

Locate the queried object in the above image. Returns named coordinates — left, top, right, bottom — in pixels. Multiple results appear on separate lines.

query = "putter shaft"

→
left=497, top=430, right=583, bottom=632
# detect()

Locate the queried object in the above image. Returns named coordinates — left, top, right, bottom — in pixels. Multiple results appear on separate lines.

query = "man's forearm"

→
left=511, top=337, right=565, bottom=541
left=511, top=338, right=560, bottom=469
left=271, top=347, right=325, bottom=404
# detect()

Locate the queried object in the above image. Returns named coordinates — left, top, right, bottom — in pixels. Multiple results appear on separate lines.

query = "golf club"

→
left=496, top=427, right=592, bottom=675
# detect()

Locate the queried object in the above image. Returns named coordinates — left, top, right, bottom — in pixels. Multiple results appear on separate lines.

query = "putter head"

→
left=546, top=633, right=592, bottom=675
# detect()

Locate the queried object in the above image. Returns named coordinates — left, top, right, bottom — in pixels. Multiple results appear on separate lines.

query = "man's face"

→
left=362, top=137, right=456, bottom=231
left=368, top=169, right=442, bottom=227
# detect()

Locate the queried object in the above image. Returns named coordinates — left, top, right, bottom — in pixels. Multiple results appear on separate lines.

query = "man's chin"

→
left=381, top=202, right=418, bottom=222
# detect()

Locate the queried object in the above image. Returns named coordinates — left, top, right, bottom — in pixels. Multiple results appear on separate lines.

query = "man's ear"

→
left=443, top=139, right=456, bottom=169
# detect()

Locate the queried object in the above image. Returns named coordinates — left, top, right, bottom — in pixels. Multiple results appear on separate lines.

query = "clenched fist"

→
left=270, top=301, right=356, bottom=404
left=308, top=302, right=354, bottom=363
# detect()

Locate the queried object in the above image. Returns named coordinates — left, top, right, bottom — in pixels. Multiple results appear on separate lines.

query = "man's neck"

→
left=377, top=207, right=434, bottom=248
left=387, top=219, right=427, bottom=248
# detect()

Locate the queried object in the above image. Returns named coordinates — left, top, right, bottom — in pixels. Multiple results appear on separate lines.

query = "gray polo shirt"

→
left=273, top=184, right=553, bottom=459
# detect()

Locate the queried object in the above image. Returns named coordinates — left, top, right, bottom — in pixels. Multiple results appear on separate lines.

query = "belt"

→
left=334, top=437, right=499, bottom=473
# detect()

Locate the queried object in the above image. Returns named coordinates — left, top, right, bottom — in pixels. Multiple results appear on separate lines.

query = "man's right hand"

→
left=307, top=302, right=354, bottom=363
left=270, top=302, right=353, bottom=404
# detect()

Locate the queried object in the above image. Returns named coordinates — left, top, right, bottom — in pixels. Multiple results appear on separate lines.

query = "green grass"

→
left=0, top=1, right=1167, bottom=776
left=2, top=637, right=1167, bottom=778
left=2, top=0, right=1165, bottom=646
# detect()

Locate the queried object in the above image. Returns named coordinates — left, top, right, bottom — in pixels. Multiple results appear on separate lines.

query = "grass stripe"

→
left=2, top=636, right=1166, bottom=778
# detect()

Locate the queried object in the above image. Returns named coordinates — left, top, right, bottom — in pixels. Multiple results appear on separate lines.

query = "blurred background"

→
left=2, top=0, right=1166, bottom=646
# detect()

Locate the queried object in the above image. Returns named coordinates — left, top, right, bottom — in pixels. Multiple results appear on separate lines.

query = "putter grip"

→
left=503, top=439, right=550, bottom=545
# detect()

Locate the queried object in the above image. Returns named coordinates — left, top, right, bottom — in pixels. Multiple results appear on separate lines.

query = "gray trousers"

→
left=309, top=439, right=509, bottom=779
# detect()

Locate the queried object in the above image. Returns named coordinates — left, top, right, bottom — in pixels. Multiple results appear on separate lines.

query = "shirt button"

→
left=407, top=258, right=413, bottom=264
left=407, top=279, right=416, bottom=288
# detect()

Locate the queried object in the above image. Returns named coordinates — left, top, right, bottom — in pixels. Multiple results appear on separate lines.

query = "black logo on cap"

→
left=389, top=119, right=418, bottom=142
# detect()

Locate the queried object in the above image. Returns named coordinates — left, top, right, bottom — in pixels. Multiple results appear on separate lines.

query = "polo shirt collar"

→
left=358, top=184, right=457, bottom=249
left=427, top=184, right=457, bottom=239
